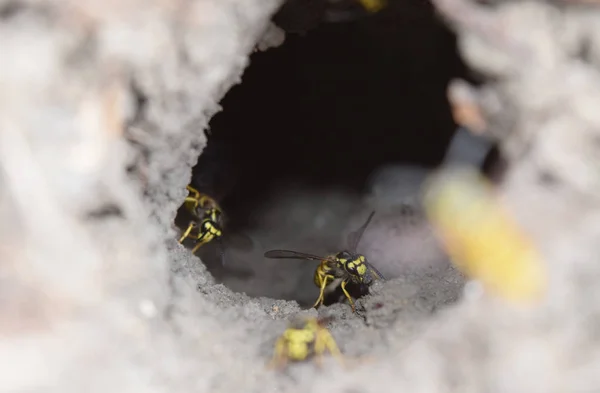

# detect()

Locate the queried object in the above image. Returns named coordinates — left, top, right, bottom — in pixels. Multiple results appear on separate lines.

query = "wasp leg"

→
left=186, top=185, right=201, bottom=199
left=313, top=331, right=326, bottom=369
left=190, top=228, right=220, bottom=255
left=190, top=242, right=202, bottom=255
left=184, top=196, right=199, bottom=210
left=312, top=273, right=335, bottom=309
left=199, top=195, right=213, bottom=206
left=183, top=186, right=202, bottom=211
left=317, top=329, right=345, bottom=368
left=191, top=237, right=211, bottom=255
left=179, top=221, right=197, bottom=243
left=267, top=337, right=288, bottom=370
left=340, top=280, right=356, bottom=313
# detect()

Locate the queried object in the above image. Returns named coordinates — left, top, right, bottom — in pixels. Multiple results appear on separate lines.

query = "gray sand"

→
left=3, top=1, right=600, bottom=392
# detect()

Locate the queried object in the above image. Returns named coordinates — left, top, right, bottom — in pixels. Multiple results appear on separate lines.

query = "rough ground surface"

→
left=3, top=0, right=600, bottom=393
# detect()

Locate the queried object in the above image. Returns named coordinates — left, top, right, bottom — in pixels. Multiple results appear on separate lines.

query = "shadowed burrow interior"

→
left=174, top=0, right=476, bottom=308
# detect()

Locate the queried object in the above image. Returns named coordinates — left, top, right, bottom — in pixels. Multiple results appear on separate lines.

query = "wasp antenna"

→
left=347, top=210, right=376, bottom=253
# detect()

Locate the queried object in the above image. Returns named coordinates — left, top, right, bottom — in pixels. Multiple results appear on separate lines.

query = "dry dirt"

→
left=4, top=1, right=600, bottom=392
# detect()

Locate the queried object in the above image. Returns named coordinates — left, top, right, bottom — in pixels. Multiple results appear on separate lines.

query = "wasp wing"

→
left=366, top=262, right=386, bottom=281
left=264, top=249, right=335, bottom=262
left=347, top=211, right=375, bottom=253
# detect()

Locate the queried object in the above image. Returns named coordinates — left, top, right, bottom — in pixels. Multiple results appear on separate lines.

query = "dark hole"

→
left=176, top=0, right=472, bottom=306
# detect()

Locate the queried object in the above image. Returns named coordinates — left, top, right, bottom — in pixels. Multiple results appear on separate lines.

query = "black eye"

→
left=337, top=251, right=351, bottom=259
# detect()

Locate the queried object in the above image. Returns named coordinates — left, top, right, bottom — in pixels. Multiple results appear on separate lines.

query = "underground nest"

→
left=3, top=0, right=600, bottom=392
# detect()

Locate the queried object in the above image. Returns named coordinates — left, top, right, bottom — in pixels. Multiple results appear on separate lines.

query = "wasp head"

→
left=205, top=207, right=223, bottom=224
left=336, top=251, right=369, bottom=282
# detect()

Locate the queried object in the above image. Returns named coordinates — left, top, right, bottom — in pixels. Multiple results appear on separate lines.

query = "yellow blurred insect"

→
left=269, top=316, right=344, bottom=370
left=323, top=0, right=388, bottom=22
left=357, top=0, right=386, bottom=13
left=421, top=166, right=547, bottom=304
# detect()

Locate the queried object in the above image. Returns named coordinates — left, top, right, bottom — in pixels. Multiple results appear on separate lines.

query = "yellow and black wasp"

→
left=178, top=185, right=226, bottom=261
left=264, top=211, right=385, bottom=313
left=178, top=184, right=254, bottom=267
left=269, top=316, right=343, bottom=370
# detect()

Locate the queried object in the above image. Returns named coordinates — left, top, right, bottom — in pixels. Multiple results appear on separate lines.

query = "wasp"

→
left=422, top=166, right=547, bottom=304
left=264, top=211, right=385, bottom=313
left=178, top=185, right=226, bottom=262
left=178, top=184, right=254, bottom=266
left=322, top=0, right=387, bottom=23
left=274, top=0, right=388, bottom=34
left=269, top=316, right=343, bottom=369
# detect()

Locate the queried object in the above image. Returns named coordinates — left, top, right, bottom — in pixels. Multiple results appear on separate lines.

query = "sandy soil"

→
left=4, top=1, right=600, bottom=392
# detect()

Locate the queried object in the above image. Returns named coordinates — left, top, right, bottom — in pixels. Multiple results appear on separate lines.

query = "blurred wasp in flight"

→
left=422, top=167, right=547, bottom=304
left=323, top=0, right=387, bottom=22
left=273, top=0, right=388, bottom=34
left=269, top=316, right=343, bottom=370
left=264, top=211, right=385, bottom=313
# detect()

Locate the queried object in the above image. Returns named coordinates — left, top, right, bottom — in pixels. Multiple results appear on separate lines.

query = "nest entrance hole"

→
left=175, top=0, right=470, bottom=307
